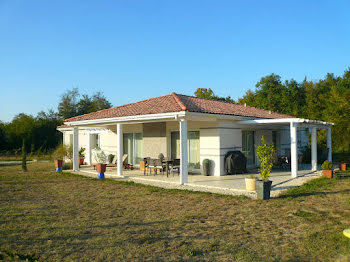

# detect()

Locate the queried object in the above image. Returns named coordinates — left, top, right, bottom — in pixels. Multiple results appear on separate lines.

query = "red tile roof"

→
left=57, top=124, right=71, bottom=129
left=64, top=93, right=292, bottom=123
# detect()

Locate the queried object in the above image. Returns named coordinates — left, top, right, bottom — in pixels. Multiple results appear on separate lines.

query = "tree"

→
left=5, top=114, right=35, bottom=150
left=58, top=88, right=80, bottom=119
left=76, top=94, right=93, bottom=116
left=33, top=110, right=63, bottom=152
left=237, top=67, right=350, bottom=153
left=58, top=88, right=112, bottom=119
left=252, top=74, right=288, bottom=113
left=325, top=69, right=350, bottom=152
left=0, top=121, right=9, bottom=151
left=91, top=91, right=112, bottom=111
left=21, top=138, right=27, bottom=172
left=194, top=88, right=235, bottom=103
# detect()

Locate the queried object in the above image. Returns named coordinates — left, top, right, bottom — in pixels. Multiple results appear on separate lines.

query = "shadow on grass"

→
left=279, top=171, right=350, bottom=199
left=62, top=171, right=250, bottom=200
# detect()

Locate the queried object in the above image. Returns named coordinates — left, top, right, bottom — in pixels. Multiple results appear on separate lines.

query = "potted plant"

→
left=79, top=147, right=86, bottom=165
left=322, top=160, right=334, bottom=178
left=339, top=156, right=347, bottom=171
left=202, top=159, right=210, bottom=176
left=53, top=144, right=65, bottom=172
left=108, top=154, right=115, bottom=164
left=93, top=148, right=107, bottom=179
left=256, top=137, right=275, bottom=200
left=245, top=174, right=256, bottom=191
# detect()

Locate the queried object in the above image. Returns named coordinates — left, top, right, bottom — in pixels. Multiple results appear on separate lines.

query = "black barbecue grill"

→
left=224, top=151, right=248, bottom=175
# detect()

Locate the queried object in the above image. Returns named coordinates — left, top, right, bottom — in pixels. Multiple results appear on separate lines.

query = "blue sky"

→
left=0, top=0, right=349, bottom=122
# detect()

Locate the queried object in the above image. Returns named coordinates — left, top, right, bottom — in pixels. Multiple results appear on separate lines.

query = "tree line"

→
left=1, top=67, right=349, bottom=156
left=0, top=88, right=112, bottom=156
left=195, top=68, right=350, bottom=154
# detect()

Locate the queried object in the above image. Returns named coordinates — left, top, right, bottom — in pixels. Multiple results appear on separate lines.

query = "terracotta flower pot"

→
left=79, top=158, right=84, bottom=165
left=54, top=160, right=63, bottom=172
left=96, top=163, right=107, bottom=175
left=322, top=169, right=333, bottom=178
left=339, top=163, right=347, bottom=171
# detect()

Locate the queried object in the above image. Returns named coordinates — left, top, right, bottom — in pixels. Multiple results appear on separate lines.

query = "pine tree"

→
left=21, top=138, right=27, bottom=172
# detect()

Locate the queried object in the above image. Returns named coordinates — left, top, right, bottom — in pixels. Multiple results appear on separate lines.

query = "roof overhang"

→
left=235, top=118, right=334, bottom=129
left=60, top=111, right=332, bottom=129
left=63, top=111, right=250, bottom=127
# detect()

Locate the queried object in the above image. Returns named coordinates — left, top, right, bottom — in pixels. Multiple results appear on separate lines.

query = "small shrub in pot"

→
left=52, top=144, right=66, bottom=172
left=93, top=147, right=107, bottom=179
left=256, top=137, right=275, bottom=200
left=322, top=160, right=334, bottom=178
left=108, top=154, right=115, bottom=164
left=202, top=159, right=210, bottom=176
left=339, top=156, right=347, bottom=171
left=79, top=147, right=86, bottom=165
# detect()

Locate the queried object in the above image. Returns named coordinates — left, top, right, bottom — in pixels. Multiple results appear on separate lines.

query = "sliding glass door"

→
left=242, top=130, right=255, bottom=165
left=171, top=131, right=200, bottom=169
left=123, top=133, right=143, bottom=166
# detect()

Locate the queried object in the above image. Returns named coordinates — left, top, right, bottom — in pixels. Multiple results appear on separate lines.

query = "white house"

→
left=57, top=93, right=333, bottom=184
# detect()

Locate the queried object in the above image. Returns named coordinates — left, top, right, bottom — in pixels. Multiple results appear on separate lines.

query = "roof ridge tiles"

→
left=171, top=92, right=187, bottom=111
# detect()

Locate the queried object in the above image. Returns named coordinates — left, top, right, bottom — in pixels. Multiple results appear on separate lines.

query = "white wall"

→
left=60, top=120, right=309, bottom=176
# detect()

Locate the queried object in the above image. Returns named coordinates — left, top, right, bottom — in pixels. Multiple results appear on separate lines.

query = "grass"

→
left=1, top=163, right=350, bottom=261
left=0, top=155, right=52, bottom=162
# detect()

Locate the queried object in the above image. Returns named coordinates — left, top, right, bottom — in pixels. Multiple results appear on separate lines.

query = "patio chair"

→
left=171, top=159, right=180, bottom=176
left=143, top=157, right=151, bottom=176
left=121, top=154, right=134, bottom=170
left=148, top=158, right=164, bottom=175
left=93, top=154, right=132, bottom=170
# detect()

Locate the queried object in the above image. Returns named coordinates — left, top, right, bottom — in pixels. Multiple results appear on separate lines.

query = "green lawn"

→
left=1, top=163, right=350, bottom=261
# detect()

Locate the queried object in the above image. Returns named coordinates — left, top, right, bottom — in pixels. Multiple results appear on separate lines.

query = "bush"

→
left=52, top=144, right=72, bottom=160
left=203, top=159, right=210, bottom=165
left=321, top=160, right=333, bottom=170
left=92, top=147, right=107, bottom=163
left=256, top=136, right=275, bottom=181
left=62, top=162, right=73, bottom=170
left=339, top=155, right=348, bottom=164
left=79, top=147, right=86, bottom=158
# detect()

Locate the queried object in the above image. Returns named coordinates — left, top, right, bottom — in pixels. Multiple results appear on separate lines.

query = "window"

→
left=171, top=131, right=200, bottom=169
left=92, top=134, right=100, bottom=149
left=123, top=133, right=143, bottom=165
left=242, top=130, right=255, bottom=165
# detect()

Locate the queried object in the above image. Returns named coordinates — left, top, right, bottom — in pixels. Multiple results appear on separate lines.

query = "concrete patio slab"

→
left=66, top=165, right=322, bottom=199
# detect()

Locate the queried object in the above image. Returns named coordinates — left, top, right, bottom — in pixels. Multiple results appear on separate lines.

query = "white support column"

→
left=327, top=127, right=332, bottom=162
left=73, top=127, right=79, bottom=171
left=290, top=122, right=298, bottom=178
left=179, top=119, right=188, bottom=184
left=311, top=127, right=317, bottom=171
left=117, top=123, right=123, bottom=177
left=86, top=133, right=92, bottom=165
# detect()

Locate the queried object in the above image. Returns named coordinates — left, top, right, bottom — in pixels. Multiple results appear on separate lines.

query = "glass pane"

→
left=242, top=131, right=255, bottom=165
left=171, top=132, right=180, bottom=160
left=123, top=133, right=133, bottom=165
left=188, top=131, right=200, bottom=169
left=134, top=133, right=143, bottom=165
left=171, top=131, right=200, bottom=170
